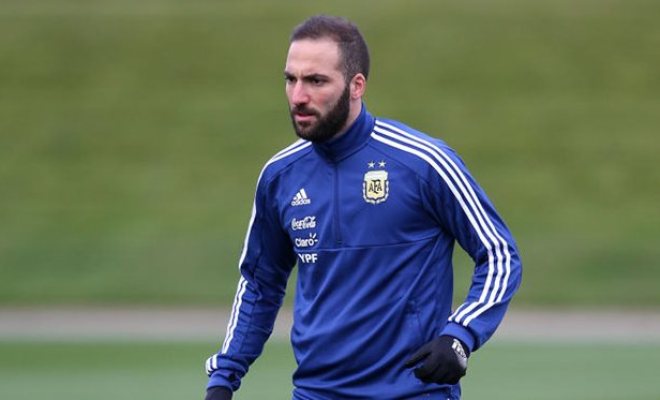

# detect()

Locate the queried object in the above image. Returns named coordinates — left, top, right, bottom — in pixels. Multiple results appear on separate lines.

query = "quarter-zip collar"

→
left=313, top=103, right=375, bottom=162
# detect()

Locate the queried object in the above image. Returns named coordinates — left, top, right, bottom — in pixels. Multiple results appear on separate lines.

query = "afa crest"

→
left=363, top=169, right=389, bottom=204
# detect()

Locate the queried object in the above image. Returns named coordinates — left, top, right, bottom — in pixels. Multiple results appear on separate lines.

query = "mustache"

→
left=291, top=105, right=320, bottom=117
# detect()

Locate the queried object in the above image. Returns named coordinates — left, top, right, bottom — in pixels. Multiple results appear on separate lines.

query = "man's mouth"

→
left=295, top=113, right=315, bottom=121
left=293, top=109, right=318, bottom=124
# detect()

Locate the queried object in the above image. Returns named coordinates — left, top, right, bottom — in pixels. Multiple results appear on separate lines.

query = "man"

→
left=205, top=15, right=522, bottom=400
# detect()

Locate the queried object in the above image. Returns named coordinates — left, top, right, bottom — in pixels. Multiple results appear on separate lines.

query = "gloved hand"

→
left=404, top=335, right=469, bottom=385
left=205, top=386, right=232, bottom=400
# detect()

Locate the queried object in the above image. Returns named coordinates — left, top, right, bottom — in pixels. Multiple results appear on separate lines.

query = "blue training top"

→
left=206, top=105, right=522, bottom=399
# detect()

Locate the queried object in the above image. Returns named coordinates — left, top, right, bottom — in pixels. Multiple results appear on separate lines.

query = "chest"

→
left=275, top=153, right=438, bottom=249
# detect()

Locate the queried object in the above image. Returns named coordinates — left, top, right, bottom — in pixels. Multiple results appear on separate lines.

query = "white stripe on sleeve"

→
left=373, top=121, right=511, bottom=326
left=220, top=140, right=311, bottom=354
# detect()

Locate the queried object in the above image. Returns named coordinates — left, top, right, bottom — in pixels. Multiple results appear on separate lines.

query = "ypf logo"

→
left=297, top=253, right=318, bottom=264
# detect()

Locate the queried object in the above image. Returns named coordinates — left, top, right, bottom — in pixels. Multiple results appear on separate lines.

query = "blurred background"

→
left=1, top=0, right=659, bottom=399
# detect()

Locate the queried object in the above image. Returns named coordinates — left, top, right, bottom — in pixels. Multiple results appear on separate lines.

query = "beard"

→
left=289, top=85, right=351, bottom=143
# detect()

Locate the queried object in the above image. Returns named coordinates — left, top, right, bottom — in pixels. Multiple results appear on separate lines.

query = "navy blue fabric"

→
left=207, top=105, right=522, bottom=399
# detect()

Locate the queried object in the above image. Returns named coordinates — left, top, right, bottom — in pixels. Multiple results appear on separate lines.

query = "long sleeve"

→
left=421, top=144, right=522, bottom=352
left=205, top=171, right=296, bottom=391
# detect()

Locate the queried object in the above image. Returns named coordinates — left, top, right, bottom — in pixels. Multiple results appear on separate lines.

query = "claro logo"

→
left=295, top=233, right=318, bottom=248
left=291, top=216, right=317, bottom=231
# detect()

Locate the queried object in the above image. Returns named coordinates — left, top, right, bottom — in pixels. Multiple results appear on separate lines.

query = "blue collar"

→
left=312, top=104, right=375, bottom=162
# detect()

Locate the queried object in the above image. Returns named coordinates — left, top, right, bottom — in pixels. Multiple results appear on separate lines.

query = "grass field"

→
left=2, top=2, right=657, bottom=397
left=1, top=339, right=659, bottom=399
left=1, top=0, right=660, bottom=307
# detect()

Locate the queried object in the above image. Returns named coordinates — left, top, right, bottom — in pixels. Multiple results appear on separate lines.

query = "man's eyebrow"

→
left=303, top=74, right=329, bottom=81
left=283, top=72, right=330, bottom=81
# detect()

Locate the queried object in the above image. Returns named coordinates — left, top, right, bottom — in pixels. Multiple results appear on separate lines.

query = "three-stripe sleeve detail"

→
left=205, top=354, right=219, bottom=376
left=372, top=121, right=511, bottom=327
left=217, top=140, right=311, bottom=360
left=221, top=276, right=248, bottom=354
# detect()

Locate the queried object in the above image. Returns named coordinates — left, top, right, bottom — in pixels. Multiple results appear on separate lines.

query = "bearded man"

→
left=204, top=15, right=522, bottom=400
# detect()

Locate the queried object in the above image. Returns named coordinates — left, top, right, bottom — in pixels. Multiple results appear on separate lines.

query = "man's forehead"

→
left=285, top=38, right=342, bottom=75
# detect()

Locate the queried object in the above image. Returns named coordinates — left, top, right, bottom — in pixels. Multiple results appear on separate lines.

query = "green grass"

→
left=1, top=340, right=659, bottom=399
left=1, top=0, right=659, bottom=306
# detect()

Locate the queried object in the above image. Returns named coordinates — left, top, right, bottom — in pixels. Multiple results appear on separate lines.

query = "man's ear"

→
left=350, top=73, right=367, bottom=99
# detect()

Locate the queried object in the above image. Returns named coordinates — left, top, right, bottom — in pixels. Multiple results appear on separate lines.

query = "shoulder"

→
left=258, top=139, right=313, bottom=185
left=371, top=118, right=460, bottom=171
left=373, top=118, right=451, bottom=151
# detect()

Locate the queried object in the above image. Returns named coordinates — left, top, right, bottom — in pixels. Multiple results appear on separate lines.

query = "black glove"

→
left=205, top=386, right=232, bottom=400
left=404, top=335, right=469, bottom=385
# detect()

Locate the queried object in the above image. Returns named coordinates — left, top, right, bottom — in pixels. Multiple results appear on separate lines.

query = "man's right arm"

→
left=204, top=172, right=296, bottom=396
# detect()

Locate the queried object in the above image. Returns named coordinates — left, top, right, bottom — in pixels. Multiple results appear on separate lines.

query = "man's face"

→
left=284, top=38, right=351, bottom=142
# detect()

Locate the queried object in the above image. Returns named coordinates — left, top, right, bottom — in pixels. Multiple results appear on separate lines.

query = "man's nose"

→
left=290, top=82, right=309, bottom=105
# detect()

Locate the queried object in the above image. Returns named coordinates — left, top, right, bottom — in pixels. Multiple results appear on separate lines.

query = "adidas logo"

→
left=291, top=188, right=311, bottom=206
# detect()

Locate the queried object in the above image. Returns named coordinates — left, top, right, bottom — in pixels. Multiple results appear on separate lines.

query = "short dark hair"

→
left=290, top=15, right=370, bottom=81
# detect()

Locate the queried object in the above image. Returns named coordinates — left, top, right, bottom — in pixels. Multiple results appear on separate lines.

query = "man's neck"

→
left=330, top=101, right=363, bottom=141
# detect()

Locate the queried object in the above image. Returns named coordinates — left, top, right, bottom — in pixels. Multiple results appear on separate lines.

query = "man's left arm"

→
left=407, top=143, right=522, bottom=384
left=434, top=148, right=522, bottom=351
